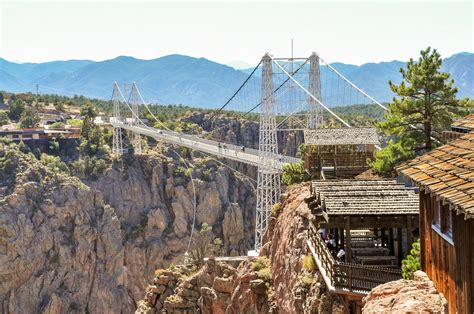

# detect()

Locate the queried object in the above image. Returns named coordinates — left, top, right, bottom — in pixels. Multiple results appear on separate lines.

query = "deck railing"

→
left=308, top=224, right=402, bottom=295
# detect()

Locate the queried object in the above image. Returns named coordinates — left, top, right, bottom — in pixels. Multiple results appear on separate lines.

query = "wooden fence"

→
left=308, top=224, right=402, bottom=295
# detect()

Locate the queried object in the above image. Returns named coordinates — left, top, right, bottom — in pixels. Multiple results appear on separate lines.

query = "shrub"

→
left=67, top=119, right=83, bottom=127
left=271, top=203, right=283, bottom=218
left=252, top=256, right=271, bottom=272
left=302, top=254, right=316, bottom=271
left=302, top=275, right=313, bottom=286
left=282, top=161, right=310, bottom=185
left=202, top=169, right=213, bottom=182
left=258, top=268, right=272, bottom=282
left=401, top=239, right=420, bottom=279
left=0, top=110, right=9, bottom=126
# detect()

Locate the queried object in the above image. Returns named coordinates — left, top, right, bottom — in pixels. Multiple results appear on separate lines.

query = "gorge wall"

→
left=0, top=145, right=256, bottom=313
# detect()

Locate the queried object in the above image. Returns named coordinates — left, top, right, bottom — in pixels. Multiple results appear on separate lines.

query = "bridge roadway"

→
left=111, top=121, right=300, bottom=169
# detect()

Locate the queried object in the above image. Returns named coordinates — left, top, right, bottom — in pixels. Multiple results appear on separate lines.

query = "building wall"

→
left=420, top=193, right=473, bottom=313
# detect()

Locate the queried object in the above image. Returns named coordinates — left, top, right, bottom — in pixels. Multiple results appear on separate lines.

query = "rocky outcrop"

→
left=0, top=145, right=255, bottom=313
left=136, top=258, right=236, bottom=314
left=362, top=271, right=448, bottom=313
left=136, top=184, right=345, bottom=313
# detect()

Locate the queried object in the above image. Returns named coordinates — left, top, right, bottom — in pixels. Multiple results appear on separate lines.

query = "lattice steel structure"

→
left=307, top=52, right=324, bottom=129
left=129, top=82, right=142, bottom=154
left=255, top=53, right=281, bottom=251
left=112, top=82, right=124, bottom=154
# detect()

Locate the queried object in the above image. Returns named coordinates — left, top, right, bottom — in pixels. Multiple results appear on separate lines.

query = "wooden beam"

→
left=340, top=228, right=345, bottom=250
left=397, top=227, right=403, bottom=265
left=381, top=228, right=386, bottom=247
left=328, top=215, right=419, bottom=229
left=389, top=228, right=395, bottom=255
left=346, top=217, right=352, bottom=263
left=407, top=215, right=413, bottom=252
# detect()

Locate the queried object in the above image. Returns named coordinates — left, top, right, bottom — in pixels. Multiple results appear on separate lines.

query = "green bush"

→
left=402, top=239, right=420, bottom=279
left=252, top=256, right=271, bottom=272
left=202, top=169, right=213, bottom=182
left=0, top=110, right=9, bottom=126
left=282, top=161, right=310, bottom=185
left=302, top=254, right=316, bottom=271
left=66, top=119, right=83, bottom=127
left=271, top=203, right=283, bottom=218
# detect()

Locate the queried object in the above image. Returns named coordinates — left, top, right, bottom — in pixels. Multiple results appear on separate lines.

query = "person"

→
left=241, top=145, right=245, bottom=152
left=336, top=248, right=346, bottom=262
left=326, top=234, right=335, bottom=251
left=218, top=142, right=221, bottom=148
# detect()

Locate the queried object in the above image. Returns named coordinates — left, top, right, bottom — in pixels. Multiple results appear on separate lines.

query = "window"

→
left=432, top=200, right=441, bottom=228
left=441, top=204, right=453, bottom=238
left=432, top=199, right=453, bottom=244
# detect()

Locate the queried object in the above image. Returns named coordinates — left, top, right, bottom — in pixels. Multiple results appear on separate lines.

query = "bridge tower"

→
left=254, top=53, right=281, bottom=251
left=307, top=52, right=323, bottom=129
left=129, top=82, right=142, bottom=154
left=112, top=82, right=124, bottom=155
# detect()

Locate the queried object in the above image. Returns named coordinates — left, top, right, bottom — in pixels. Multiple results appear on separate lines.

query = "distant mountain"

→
left=0, top=52, right=472, bottom=108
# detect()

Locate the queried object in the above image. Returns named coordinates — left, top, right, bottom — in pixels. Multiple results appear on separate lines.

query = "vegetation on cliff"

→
left=372, top=47, right=473, bottom=174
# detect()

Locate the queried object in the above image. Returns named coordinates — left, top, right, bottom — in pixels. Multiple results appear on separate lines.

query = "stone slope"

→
left=135, top=183, right=345, bottom=313
left=0, top=146, right=255, bottom=313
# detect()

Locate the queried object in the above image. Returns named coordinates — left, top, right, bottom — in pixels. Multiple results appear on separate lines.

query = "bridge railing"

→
left=308, top=222, right=402, bottom=295
left=112, top=121, right=300, bottom=166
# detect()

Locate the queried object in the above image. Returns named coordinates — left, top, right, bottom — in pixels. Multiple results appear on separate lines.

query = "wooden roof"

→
left=304, top=128, right=380, bottom=146
left=398, top=132, right=474, bottom=219
left=312, top=180, right=419, bottom=216
left=451, top=115, right=474, bottom=131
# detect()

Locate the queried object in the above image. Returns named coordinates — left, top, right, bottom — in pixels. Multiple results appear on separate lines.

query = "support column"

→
left=345, top=217, right=352, bottom=262
left=389, top=228, right=395, bottom=255
left=397, top=227, right=403, bottom=265
left=307, top=52, right=323, bottom=129
left=112, top=82, right=124, bottom=155
left=129, top=82, right=142, bottom=154
left=381, top=228, right=386, bottom=247
left=254, top=53, right=280, bottom=251
left=407, top=215, right=413, bottom=252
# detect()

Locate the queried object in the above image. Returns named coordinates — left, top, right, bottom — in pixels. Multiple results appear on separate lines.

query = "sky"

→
left=0, top=0, right=473, bottom=66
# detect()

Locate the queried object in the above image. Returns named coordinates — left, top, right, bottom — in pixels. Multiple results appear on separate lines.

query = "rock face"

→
left=136, top=184, right=345, bottom=313
left=362, top=271, right=448, bottom=313
left=136, top=258, right=236, bottom=314
left=0, top=146, right=255, bottom=313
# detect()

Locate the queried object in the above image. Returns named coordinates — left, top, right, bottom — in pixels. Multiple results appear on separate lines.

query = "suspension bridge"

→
left=110, top=52, right=387, bottom=251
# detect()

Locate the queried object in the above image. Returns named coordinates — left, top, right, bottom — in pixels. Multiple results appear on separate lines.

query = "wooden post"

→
left=335, top=229, right=339, bottom=248
left=345, top=217, right=352, bottom=263
left=397, top=227, right=403, bottom=265
left=389, top=228, right=395, bottom=255
left=407, top=215, right=413, bottom=252
left=340, top=228, right=345, bottom=250
left=381, top=228, right=386, bottom=247
left=374, top=227, right=378, bottom=240
left=334, top=145, right=338, bottom=176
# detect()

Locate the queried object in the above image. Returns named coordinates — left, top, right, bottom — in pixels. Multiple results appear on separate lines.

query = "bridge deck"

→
left=112, top=122, right=300, bottom=169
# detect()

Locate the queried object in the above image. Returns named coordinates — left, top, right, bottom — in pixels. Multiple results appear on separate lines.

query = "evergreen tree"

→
left=8, top=99, right=25, bottom=121
left=373, top=47, right=472, bottom=174
left=19, top=107, right=40, bottom=128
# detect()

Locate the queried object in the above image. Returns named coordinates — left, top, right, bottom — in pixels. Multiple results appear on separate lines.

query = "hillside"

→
left=0, top=52, right=472, bottom=108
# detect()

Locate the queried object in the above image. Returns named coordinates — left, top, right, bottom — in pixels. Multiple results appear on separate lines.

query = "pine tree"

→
left=373, top=47, right=472, bottom=173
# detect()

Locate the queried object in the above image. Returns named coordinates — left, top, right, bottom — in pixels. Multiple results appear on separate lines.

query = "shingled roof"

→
left=451, top=114, right=474, bottom=132
left=304, top=128, right=380, bottom=146
left=312, top=180, right=419, bottom=216
left=398, top=132, right=474, bottom=219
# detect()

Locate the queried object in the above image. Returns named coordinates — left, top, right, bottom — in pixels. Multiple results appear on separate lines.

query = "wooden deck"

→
left=307, top=224, right=402, bottom=296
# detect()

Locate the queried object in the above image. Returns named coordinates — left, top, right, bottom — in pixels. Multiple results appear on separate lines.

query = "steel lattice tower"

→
left=129, top=82, right=142, bottom=154
left=307, top=52, right=324, bottom=129
left=112, top=82, right=124, bottom=155
left=254, top=53, right=281, bottom=251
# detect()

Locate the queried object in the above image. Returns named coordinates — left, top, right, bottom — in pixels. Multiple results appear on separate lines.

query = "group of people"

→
left=320, top=231, right=346, bottom=262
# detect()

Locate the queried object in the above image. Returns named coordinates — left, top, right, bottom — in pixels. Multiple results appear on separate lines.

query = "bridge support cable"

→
left=254, top=53, right=281, bottom=251
left=112, top=82, right=124, bottom=154
left=270, top=55, right=352, bottom=128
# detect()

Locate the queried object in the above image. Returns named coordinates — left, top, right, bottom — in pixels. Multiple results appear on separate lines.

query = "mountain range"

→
left=0, top=52, right=472, bottom=108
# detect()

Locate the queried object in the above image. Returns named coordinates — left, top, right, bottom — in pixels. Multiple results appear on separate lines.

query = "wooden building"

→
left=442, top=114, right=474, bottom=142
left=398, top=132, right=474, bottom=313
left=304, top=128, right=379, bottom=178
left=309, top=179, right=419, bottom=265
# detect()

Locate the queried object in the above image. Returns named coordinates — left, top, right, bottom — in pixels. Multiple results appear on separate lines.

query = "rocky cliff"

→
left=136, top=184, right=345, bottom=313
left=0, top=145, right=255, bottom=313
